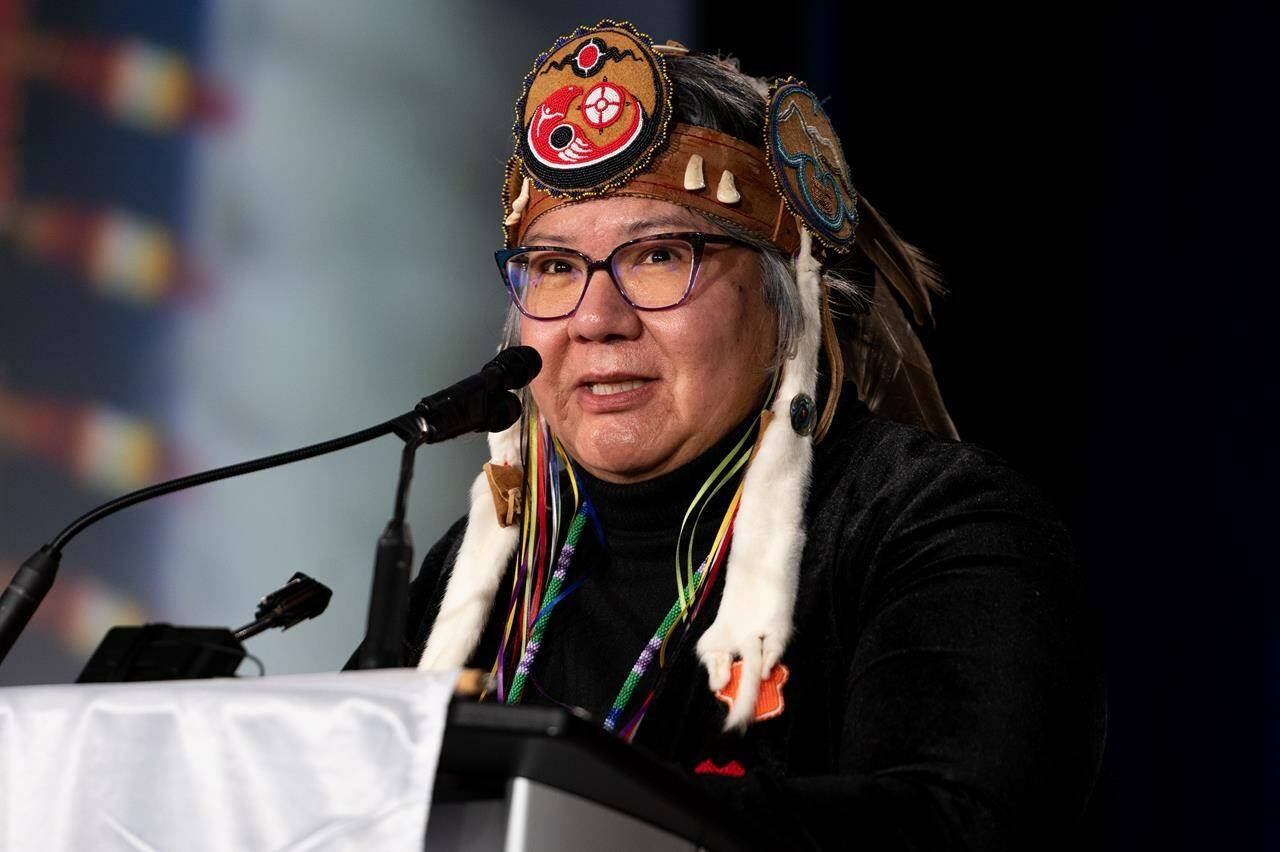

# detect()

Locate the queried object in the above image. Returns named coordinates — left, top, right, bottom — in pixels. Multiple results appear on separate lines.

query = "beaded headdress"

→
left=419, top=20, right=957, bottom=733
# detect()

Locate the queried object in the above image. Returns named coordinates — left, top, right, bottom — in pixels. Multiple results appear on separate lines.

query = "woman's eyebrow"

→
left=622, top=216, right=701, bottom=236
left=523, top=215, right=701, bottom=247
left=522, top=231, right=570, bottom=245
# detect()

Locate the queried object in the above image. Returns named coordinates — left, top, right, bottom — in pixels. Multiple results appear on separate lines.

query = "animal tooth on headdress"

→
left=684, top=154, right=706, bottom=190
left=504, top=177, right=531, bottom=226
left=716, top=170, right=741, bottom=204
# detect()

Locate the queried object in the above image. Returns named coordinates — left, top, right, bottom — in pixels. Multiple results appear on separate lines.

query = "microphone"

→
left=415, top=346, right=541, bottom=443
left=234, top=572, right=333, bottom=642
left=0, top=347, right=541, bottom=669
left=358, top=347, right=539, bottom=669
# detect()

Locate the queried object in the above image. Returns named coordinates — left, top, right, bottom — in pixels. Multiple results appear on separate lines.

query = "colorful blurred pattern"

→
left=0, top=0, right=693, bottom=685
left=1, top=0, right=203, bottom=684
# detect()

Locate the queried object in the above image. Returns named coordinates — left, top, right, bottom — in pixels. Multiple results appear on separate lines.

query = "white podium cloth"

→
left=0, top=668, right=456, bottom=851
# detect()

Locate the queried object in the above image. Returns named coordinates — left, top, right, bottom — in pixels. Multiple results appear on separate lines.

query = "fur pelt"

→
left=417, top=418, right=522, bottom=670
left=695, top=223, right=821, bottom=731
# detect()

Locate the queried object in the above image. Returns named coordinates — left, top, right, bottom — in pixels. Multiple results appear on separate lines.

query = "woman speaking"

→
left=407, top=21, right=1105, bottom=851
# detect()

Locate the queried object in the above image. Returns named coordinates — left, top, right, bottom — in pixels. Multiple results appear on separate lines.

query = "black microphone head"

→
left=483, top=391, right=523, bottom=432
left=488, top=346, right=542, bottom=390
left=254, top=572, right=333, bottom=630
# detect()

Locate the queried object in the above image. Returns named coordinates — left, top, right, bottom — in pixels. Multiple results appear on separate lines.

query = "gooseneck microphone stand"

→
left=355, top=349, right=528, bottom=669
left=354, top=416, right=426, bottom=670
left=0, top=346, right=540, bottom=670
left=0, top=415, right=415, bottom=666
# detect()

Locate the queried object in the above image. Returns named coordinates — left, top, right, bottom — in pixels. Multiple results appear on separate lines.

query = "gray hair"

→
left=499, top=51, right=867, bottom=371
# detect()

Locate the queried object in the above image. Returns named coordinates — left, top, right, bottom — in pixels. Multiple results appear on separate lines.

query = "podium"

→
left=0, top=669, right=774, bottom=851
left=432, top=702, right=770, bottom=852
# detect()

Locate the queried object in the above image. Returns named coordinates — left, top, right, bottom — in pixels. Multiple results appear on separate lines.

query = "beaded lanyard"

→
left=603, top=428, right=752, bottom=738
left=487, top=375, right=774, bottom=736
left=488, top=413, right=597, bottom=704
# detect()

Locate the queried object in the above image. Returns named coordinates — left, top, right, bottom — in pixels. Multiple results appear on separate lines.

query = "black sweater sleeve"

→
left=695, top=446, right=1107, bottom=851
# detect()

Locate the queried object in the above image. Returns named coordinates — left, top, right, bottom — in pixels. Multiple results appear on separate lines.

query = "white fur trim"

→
left=485, top=414, right=523, bottom=467
left=418, top=417, right=523, bottom=670
left=696, top=224, right=821, bottom=731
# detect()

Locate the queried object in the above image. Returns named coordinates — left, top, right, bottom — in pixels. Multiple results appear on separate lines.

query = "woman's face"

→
left=517, top=196, right=778, bottom=484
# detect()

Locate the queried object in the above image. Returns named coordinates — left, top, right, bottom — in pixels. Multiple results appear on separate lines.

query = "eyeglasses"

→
left=495, top=231, right=756, bottom=320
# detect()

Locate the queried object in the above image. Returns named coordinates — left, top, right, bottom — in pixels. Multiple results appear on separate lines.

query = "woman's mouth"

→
left=575, top=377, right=656, bottom=412
left=586, top=379, right=649, bottom=395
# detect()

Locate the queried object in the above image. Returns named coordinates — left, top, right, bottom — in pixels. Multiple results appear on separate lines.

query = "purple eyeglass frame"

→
left=495, top=231, right=755, bottom=321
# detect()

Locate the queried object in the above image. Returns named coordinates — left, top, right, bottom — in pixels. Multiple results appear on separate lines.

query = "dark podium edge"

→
left=436, top=701, right=784, bottom=852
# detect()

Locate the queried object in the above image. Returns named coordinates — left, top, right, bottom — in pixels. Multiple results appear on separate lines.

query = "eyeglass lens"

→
left=505, top=236, right=695, bottom=318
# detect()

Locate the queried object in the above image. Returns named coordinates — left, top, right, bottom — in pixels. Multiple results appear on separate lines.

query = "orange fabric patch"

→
left=694, top=758, right=746, bottom=777
left=714, top=661, right=790, bottom=722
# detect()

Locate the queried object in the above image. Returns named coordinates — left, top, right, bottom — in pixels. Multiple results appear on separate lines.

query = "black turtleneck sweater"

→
left=503, top=410, right=755, bottom=721
left=398, top=385, right=1107, bottom=851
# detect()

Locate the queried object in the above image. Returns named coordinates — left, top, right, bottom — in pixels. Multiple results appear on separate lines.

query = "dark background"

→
left=701, top=4, right=1276, bottom=848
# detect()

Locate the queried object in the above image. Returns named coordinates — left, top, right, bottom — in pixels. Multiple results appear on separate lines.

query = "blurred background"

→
left=1, top=2, right=1273, bottom=848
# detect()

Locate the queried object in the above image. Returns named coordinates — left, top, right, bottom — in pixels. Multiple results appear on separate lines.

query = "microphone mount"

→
left=234, top=572, right=334, bottom=642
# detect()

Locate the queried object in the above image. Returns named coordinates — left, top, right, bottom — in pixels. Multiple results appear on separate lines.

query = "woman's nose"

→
left=567, top=266, right=643, bottom=342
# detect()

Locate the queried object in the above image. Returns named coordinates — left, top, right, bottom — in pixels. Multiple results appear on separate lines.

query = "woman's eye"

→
left=643, top=249, right=673, bottom=264
left=538, top=259, right=574, bottom=274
